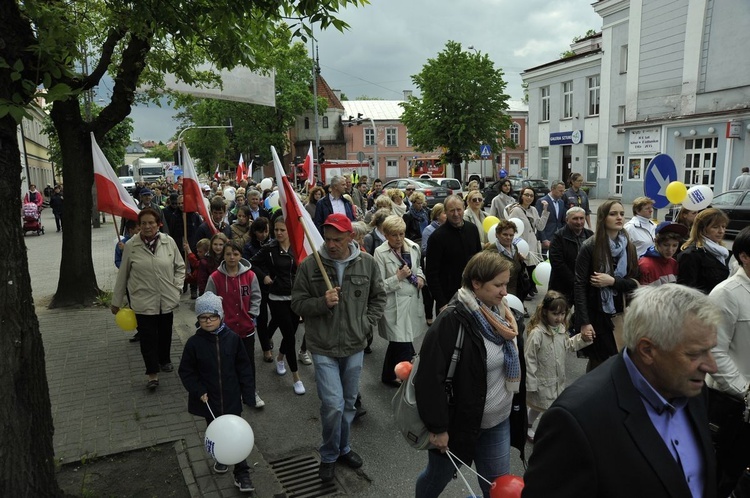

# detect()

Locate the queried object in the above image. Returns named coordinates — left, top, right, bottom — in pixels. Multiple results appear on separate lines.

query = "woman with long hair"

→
left=305, top=186, right=325, bottom=218
left=464, top=189, right=488, bottom=245
left=508, top=187, right=548, bottom=296
left=677, top=207, right=730, bottom=294
left=415, top=252, right=520, bottom=497
left=574, top=200, right=639, bottom=371
left=489, top=179, right=515, bottom=219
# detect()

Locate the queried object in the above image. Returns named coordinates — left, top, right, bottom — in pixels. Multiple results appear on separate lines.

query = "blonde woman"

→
left=464, top=189, right=488, bottom=244
left=677, top=208, right=730, bottom=294
left=374, top=215, right=426, bottom=386
left=387, top=188, right=407, bottom=217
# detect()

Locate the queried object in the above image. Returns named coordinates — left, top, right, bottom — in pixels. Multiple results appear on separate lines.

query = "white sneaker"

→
left=298, top=350, right=312, bottom=365
left=254, top=392, right=265, bottom=408
left=293, top=380, right=306, bottom=395
left=276, top=360, right=287, bottom=375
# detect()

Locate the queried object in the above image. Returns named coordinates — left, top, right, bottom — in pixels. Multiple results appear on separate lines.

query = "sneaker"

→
left=159, top=363, right=174, bottom=372
left=293, top=380, right=306, bottom=395
left=298, top=350, right=312, bottom=365
left=254, top=392, right=265, bottom=408
left=527, top=427, right=536, bottom=444
left=276, top=360, right=287, bottom=375
left=234, top=474, right=255, bottom=492
left=213, top=462, right=229, bottom=474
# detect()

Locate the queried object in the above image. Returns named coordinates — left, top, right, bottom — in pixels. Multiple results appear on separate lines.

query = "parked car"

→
left=382, top=178, right=451, bottom=207
left=481, top=177, right=550, bottom=207
left=665, top=189, right=750, bottom=237
left=428, top=177, right=463, bottom=196
left=118, top=176, right=135, bottom=194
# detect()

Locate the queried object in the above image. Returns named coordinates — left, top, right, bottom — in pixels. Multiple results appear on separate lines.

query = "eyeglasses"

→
left=406, top=189, right=415, bottom=192
left=522, top=193, right=534, bottom=197
left=198, top=314, right=220, bottom=322
left=471, top=198, right=483, bottom=202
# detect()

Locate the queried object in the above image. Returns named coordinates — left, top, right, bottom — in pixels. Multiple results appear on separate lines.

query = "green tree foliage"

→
left=400, top=41, right=512, bottom=179
left=144, top=142, right=174, bottom=162
left=175, top=32, right=325, bottom=174
left=44, top=104, right=133, bottom=172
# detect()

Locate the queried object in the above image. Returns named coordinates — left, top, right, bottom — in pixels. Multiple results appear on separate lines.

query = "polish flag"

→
left=247, top=159, right=253, bottom=182
left=301, top=141, right=314, bottom=187
left=271, top=146, right=323, bottom=265
left=213, top=164, right=220, bottom=182
left=91, top=133, right=140, bottom=220
left=236, top=154, right=245, bottom=183
left=182, top=144, right=217, bottom=235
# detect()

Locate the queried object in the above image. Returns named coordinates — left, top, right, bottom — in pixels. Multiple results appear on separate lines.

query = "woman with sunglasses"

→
left=464, top=189, right=489, bottom=244
left=489, top=180, right=515, bottom=219
left=508, top=187, right=548, bottom=295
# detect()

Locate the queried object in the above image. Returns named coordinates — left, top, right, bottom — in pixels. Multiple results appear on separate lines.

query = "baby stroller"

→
left=22, top=202, right=44, bottom=236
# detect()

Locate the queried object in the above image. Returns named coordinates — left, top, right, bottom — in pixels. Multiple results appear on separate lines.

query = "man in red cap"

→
left=291, top=213, right=386, bottom=483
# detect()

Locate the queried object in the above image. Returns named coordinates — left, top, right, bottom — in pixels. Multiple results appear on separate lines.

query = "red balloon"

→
left=490, top=475, right=524, bottom=498
left=394, top=361, right=413, bottom=381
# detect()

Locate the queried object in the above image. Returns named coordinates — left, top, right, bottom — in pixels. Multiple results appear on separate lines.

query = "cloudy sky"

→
left=128, top=0, right=602, bottom=143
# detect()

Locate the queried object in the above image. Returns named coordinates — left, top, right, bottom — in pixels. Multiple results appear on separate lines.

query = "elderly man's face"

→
left=444, top=198, right=464, bottom=227
left=643, top=316, right=717, bottom=401
left=567, top=211, right=586, bottom=233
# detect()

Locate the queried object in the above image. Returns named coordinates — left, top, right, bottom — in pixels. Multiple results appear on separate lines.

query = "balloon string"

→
left=204, top=399, right=216, bottom=420
left=446, top=451, right=480, bottom=498
left=447, top=450, right=494, bottom=486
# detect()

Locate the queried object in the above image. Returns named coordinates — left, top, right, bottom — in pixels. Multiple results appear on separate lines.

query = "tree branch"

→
left=81, top=27, right=127, bottom=90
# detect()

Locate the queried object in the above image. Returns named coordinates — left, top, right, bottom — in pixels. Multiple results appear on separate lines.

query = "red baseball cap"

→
left=323, top=213, right=353, bottom=233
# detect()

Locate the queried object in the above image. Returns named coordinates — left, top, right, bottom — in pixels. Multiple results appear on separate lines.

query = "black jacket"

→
left=415, top=300, right=528, bottom=464
left=178, top=325, right=256, bottom=419
left=191, top=220, right=232, bottom=250
left=403, top=207, right=431, bottom=243
left=548, top=225, right=593, bottom=303
left=250, top=239, right=297, bottom=296
left=49, top=192, right=63, bottom=214
left=425, top=222, right=481, bottom=309
left=676, top=244, right=730, bottom=294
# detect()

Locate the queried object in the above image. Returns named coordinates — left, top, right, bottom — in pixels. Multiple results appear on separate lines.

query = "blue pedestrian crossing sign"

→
left=480, top=144, right=492, bottom=158
left=644, top=154, right=677, bottom=209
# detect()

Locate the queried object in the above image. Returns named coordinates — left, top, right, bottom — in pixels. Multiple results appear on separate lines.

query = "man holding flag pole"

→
left=275, top=144, right=386, bottom=483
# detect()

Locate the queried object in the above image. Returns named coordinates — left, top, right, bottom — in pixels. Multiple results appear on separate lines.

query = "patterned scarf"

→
left=457, top=287, right=520, bottom=393
left=600, top=232, right=629, bottom=314
left=141, top=232, right=160, bottom=254
left=391, top=246, right=418, bottom=287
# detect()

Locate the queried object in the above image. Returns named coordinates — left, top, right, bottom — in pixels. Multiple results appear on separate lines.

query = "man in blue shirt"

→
left=523, top=284, right=719, bottom=498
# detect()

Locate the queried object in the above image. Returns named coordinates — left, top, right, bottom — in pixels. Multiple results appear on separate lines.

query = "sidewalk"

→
left=29, top=211, right=281, bottom=497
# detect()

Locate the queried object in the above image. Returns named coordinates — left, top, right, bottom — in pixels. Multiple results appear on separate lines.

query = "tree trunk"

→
left=0, top=116, right=65, bottom=496
left=49, top=99, right=100, bottom=308
left=452, top=161, right=462, bottom=182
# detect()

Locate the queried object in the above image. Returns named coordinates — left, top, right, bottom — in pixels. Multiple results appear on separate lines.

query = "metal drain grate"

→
left=269, top=453, right=343, bottom=498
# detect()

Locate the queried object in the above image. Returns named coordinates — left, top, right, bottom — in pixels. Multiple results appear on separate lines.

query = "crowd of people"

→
left=105, top=172, right=748, bottom=496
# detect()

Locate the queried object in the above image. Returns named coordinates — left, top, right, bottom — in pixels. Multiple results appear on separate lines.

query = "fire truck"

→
left=289, top=160, right=370, bottom=185
left=408, top=157, right=445, bottom=178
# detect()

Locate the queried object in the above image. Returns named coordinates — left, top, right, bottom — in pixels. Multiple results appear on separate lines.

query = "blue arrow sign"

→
left=480, top=144, right=492, bottom=158
left=644, top=154, right=677, bottom=209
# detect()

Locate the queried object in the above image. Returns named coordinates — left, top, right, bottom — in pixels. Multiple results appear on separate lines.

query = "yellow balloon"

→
left=665, top=181, right=688, bottom=204
left=483, top=216, right=501, bottom=233
left=115, top=308, right=137, bottom=331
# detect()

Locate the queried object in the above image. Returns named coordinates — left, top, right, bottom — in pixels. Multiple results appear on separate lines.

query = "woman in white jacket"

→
left=509, top=187, right=549, bottom=294
left=464, top=189, right=488, bottom=244
left=111, top=207, right=185, bottom=390
left=374, top=215, right=427, bottom=386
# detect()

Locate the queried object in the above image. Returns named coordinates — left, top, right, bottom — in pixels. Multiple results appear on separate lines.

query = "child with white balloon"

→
left=524, top=291, right=592, bottom=443
left=178, top=291, right=257, bottom=493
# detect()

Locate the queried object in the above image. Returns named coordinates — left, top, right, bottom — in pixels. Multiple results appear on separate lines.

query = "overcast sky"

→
left=128, top=0, right=602, bottom=143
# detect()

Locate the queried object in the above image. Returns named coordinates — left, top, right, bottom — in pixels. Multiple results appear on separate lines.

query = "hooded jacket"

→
left=291, top=241, right=386, bottom=357
left=638, top=246, right=679, bottom=286
left=178, top=324, right=256, bottom=418
left=205, top=259, right=261, bottom=338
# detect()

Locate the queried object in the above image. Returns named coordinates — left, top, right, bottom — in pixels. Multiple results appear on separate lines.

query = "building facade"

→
left=18, top=104, right=54, bottom=199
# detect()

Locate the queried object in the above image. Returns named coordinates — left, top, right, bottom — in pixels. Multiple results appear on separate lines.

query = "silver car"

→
left=382, top=178, right=451, bottom=207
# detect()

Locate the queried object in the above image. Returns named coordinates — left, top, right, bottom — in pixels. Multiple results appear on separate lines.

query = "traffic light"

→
left=317, top=146, right=325, bottom=163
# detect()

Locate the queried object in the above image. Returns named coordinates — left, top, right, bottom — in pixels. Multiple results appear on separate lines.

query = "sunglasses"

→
left=471, top=198, right=483, bottom=202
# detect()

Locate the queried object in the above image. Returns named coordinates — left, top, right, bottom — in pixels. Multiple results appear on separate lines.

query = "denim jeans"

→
left=311, top=352, right=364, bottom=463
left=415, top=418, right=510, bottom=498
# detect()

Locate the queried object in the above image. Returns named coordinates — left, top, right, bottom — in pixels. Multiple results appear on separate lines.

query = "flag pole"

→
left=183, top=211, right=188, bottom=254
left=298, top=216, right=332, bottom=290
left=111, top=214, right=120, bottom=240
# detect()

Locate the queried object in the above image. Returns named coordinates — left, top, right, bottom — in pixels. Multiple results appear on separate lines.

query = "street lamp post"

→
left=176, top=122, right=234, bottom=171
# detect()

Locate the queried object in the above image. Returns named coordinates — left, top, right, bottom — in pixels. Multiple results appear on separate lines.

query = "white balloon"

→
left=486, top=223, right=499, bottom=245
left=682, top=185, right=713, bottom=211
left=504, top=294, right=525, bottom=314
left=507, top=217, right=525, bottom=237
left=223, top=186, right=236, bottom=201
left=204, top=414, right=255, bottom=465
left=259, top=178, right=273, bottom=191
left=533, top=261, right=552, bottom=287
left=267, top=191, right=280, bottom=209
left=514, top=238, right=530, bottom=257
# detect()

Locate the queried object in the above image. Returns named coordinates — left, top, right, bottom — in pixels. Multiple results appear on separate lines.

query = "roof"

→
left=342, top=99, right=527, bottom=121
left=315, top=73, right=344, bottom=110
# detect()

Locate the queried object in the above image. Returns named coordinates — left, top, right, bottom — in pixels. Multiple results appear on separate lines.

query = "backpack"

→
left=392, top=321, right=465, bottom=450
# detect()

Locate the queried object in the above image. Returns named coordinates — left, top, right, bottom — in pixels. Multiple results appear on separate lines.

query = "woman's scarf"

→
left=390, top=245, right=418, bottom=287
left=600, top=233, right=629, bottom=314
left=702, top=237, right=730, bottom=266
left=140, top=232, right=160, bottom=254
left=495, top=240, right=516, bottom=259
left=457, top=287, right=520, bottom=393
left=410, top=207, right=429, bottom=233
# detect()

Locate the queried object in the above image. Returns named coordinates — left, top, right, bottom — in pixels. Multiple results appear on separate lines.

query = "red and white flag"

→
left=247, top=159, right=253, bottom=182
left=91, top=133, right=140, bottom=220
left=301, top=141, right=314, bottom=187
left=236, top=154, right=245, bottom=183
left=182, top=144, right=217, bottom=235
left=213, top=164, right=220, bottom=182
left=272, top=146, right=323, bottom=265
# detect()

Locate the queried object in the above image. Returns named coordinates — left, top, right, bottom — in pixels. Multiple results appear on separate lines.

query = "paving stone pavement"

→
left=28, top=210, right=282, bottom=497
